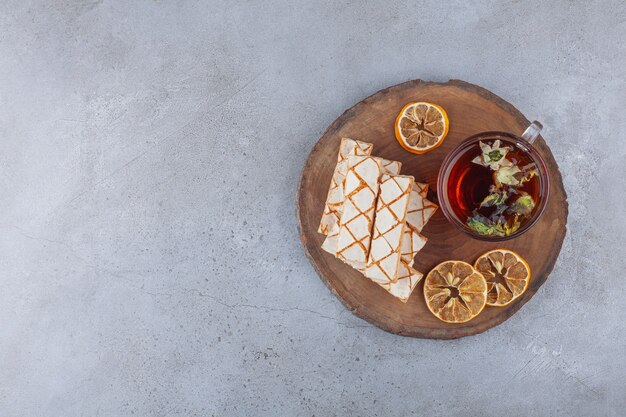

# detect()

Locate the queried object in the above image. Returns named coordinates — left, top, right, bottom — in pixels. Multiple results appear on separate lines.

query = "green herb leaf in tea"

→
left=479, top=189, right=509, bottom=208
left=491, top=204, right=508, bottom=218
left=504, top=217, right=521, bottom=235
left=491, top=220, right=506, bottom=237
left=467, top=215, right=494, bottom=236
left=518, top=163, right=538, bottom=185
left=467, top=213, right=506, bottom=237
left=495, top=165, right=522, bottom=186
left=508, top=193, right=535, bottom=216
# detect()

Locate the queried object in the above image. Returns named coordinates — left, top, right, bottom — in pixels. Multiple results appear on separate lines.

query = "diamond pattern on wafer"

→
left=405, top=185, right=438, bottom=233
left=381, top=159, right=402, bottom=176
left=375, top=262, right=424, bottom=303
left=318, top=138, right=373, bottom=235
left=364, top=174, right=414, bottom=284
left=401, top=230, right=427, bottom=267
left=335, top=156, right=382, bottom=269
left=322, top=156, right=402, bottom=258
left=399, top=183, right=435, bottom=267
left=414, top=182, right=428, bottom=198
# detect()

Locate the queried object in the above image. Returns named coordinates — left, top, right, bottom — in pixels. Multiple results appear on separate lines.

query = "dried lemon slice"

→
left=424, top=261, right=487, bottom=323
left=395, top=102, right=449, bottom=154
left=474, top=249, right=531, bottom=307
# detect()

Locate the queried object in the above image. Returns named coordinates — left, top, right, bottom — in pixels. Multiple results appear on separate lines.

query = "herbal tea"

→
left=446, top=138, right=540, bottom=237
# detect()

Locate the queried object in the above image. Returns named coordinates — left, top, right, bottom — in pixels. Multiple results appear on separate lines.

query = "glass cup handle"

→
left=520, top=121, right=543, bottom=144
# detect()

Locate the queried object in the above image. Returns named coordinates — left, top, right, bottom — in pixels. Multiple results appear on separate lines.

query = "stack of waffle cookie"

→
left=319, top=138, right=437, bottom=302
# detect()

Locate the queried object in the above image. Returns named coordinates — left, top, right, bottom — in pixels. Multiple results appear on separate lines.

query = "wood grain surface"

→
left=296, top=79, right=568, bottom=339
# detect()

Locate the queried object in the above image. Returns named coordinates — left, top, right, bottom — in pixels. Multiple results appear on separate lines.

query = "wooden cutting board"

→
left=296, top=80, right=568, bottom=339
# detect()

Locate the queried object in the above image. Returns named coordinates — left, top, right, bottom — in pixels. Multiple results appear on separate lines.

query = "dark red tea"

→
left=446, top=138, right=541, bottom=237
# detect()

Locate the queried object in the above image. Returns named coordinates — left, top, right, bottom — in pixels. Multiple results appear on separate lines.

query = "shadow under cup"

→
left=437, top=131, right=551, bottom=242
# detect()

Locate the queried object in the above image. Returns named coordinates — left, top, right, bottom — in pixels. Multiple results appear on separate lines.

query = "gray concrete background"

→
left=1, top=1, right=625, bottom=416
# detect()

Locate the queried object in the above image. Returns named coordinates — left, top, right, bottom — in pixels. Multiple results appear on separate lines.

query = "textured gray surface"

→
left=1, top=1, right=625, bottom=416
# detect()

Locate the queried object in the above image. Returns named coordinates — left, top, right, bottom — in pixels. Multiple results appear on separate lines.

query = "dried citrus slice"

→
left=474, top=249, right=531, bottom=307
left=423, top=261, right=487, bottom=323
left=395, top=102, right=449, bottom=154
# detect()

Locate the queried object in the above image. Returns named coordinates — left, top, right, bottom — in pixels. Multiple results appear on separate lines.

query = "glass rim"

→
left=436, top=131, right=551, bottom=242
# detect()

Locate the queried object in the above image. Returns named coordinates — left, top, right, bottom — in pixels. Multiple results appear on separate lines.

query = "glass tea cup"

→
left=436, top=121, right=550, bottom=241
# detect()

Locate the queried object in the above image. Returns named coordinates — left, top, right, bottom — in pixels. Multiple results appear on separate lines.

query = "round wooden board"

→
left=297, top=79, right=568, bottom=339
